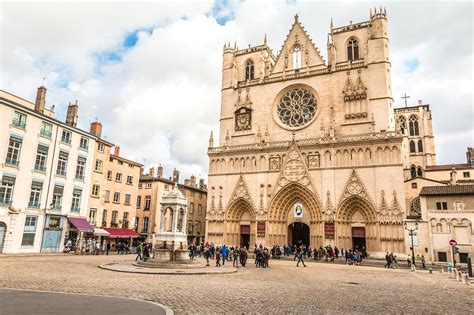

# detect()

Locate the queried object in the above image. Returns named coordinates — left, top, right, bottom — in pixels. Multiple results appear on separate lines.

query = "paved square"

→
left=0, top=255, right=472, bottom=314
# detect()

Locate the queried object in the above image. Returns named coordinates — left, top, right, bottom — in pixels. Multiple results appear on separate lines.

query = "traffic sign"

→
left=449, top=239, right=457, bottom=246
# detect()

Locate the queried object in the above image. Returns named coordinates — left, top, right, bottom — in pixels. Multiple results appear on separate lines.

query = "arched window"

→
left=410, top=165, right=417, bottom=179
left=409, top=141, right=416, bottom=153
left=418, top=140, right=423, bottom=152
left=399, top=116, right=406, bottom=134
left=293, top=46, right=301, bottom=69
left=245, top=60, right=254, bottom=81
left=417, top=167, right=423, bottom=177
left=347, top=38, right=359, bottom=61
left=409, top=115, right=419, bottom=136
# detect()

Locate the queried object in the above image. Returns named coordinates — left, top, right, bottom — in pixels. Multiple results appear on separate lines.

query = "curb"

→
left=99, top=263, right=238, bottom=275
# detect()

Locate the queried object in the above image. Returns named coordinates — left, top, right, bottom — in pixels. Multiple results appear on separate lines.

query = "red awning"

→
left=67, top=217, right=94, bottom=233
left=102, top=228, right=139, bottom=238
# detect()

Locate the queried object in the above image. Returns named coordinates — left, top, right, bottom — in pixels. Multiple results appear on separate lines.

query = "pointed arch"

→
left=226, top=197, right=257, bottom=221
left=245, top=59, right=255, bottom=81
left=337, top=195, right=377, bottom=223
left=347, top=37, right=360, bottom=61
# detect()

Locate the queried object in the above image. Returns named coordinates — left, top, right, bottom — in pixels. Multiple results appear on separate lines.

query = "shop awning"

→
left=103, top=228, right=139, bottom=238
left=67, top=217, right=94, bottom=233
left=94, top=228, right=110, bottom=236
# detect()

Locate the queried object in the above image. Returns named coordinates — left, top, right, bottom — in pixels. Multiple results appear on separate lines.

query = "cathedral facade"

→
left=206, top=10, right=408, bottom=257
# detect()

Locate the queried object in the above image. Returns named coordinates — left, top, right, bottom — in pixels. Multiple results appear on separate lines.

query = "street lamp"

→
left=404, top=222, right=418, bottom=268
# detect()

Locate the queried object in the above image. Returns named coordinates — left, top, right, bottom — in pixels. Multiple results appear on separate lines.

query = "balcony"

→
left=40, top=128, right=52, bottom=138
left=5, top=158, right=19, bottom=167
left=0, top=200, right=12, bottom=207
left=28, top=202, right=41, bottom=209
left=34, top=164, right=47, bottom=172
left=51, top=205, right=62, bottom=211
left=79, top=144, right=88, bottom=150
left=56, top=170, right=67, bottom=177
left=12, top=118, right=26, bottom=129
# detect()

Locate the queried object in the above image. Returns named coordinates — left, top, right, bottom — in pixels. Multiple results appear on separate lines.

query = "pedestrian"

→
left=215, top=247, right=221, bottom=267
left=384, top=252, right=390, bottom=268
left=296, top=246, right=306, bottom=267
left=240, top=247, right=248, bottom=267
left=106, top=241, right=110, bottom=255
left=421, top=255, right=426, bottom=269
left=407, top=255, right=412, bottom=268
left=135, top=242, right=143, bottom=261
left=233, top=246, right=240, bottom=267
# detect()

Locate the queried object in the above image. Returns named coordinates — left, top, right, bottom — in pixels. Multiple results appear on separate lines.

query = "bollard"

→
left=429, top=268, right=432, bottom=274
left=441, top=266, right=445, bottom=273
left=452, top=268, right=457, bottom=279
left=457, top=271, right=463, bottom=282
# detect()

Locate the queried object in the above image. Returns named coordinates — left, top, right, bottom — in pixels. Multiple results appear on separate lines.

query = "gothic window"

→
left=293, top=46, right=302, bottom=69
left=417, top=167, right=423, bottom=177
left=418, top=140, right=423, bottom=152
left=245, top=60, right=254, bottom=81
left=235, top=108, right=252, bottom=131
left=277, top=87, right=317, bottom=128
left=409, top=115, right=419, bottom=136
left=399, top=116, right=406, bottom=134
left=410, top=165, right=417, bottom=179
left=409, top=197, right=421, bottom=216
left=409, top=141, right=416, bottom=153
left=347, top=38, right=359, bottom=61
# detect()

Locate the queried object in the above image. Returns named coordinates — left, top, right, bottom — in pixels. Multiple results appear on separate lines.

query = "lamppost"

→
left=404, top=222, right=418, bottom=268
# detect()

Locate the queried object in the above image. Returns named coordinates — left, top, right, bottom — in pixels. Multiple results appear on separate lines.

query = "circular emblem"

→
left=294, top=203, right=303, bottom=217
left=283, top=160, right=305, bottom=182
left=277, top=87, right=317, bottom=128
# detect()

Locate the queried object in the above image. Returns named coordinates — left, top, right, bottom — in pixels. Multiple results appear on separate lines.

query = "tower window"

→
left=245, top=60, right=254, bottom=81
left=410, top=165, right=417, bottom=179
left=293, top=46, right=301, bottom=69
left=399, top=116, right=406, bottom=134
left=417, top=167, right=423, bottom=177
left=347, top=39, right=359, bottom=61
left=409, top=141, right=416, bottom=153
left=409, top=115, right=419, bottom=136
left=418, top=140, right=423, bottom=152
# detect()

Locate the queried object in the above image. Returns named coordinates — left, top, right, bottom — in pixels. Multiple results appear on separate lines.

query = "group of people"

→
left=64, top=238, right=112, bottom=255
left=134, top=242, right=153, bottom=262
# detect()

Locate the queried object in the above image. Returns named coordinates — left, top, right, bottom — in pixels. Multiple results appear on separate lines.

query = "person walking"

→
left=296, top=247, right=306, bottom=267
left=384, top=252, right=390, bottom=268
left=215, top=247, right=221, bottom=267
left=106, top=241, right=110, bottom=255
left=240, top=247, right=248, bottom=267
left=407, top=255, right=412, bottom=268
left=421, top=255, right=426, bottom=269
left=233, top=246, right=240, bottom=267
left=135, top=242, right=143, bottom=262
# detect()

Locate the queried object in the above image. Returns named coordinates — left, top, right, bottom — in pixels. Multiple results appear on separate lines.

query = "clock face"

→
left=235, top=112, right=251, bottom=131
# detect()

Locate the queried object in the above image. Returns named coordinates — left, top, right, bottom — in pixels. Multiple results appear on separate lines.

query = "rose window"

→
left=277, top=88, right=317, bottom=128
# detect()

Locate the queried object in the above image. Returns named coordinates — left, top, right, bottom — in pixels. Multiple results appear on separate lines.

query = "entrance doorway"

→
left=351, top=227, right=366, bottom=251
left=0, top=222, right=6, bottom=253
left=288, top=222, right=310, bottom=246
left=240, top=225, right=250, bottom=248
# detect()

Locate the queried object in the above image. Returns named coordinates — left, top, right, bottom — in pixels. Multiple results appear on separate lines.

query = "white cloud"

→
left=1, top=0, right=472, bottom=180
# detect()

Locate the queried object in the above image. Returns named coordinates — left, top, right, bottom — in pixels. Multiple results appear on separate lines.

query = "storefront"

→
left=66, top=216, right=94, bottom=250
left=41, top=215, right=65, bottom=252
left=93, top=228, right=110, bottom=248
left=103, top=227, right=139, bottom=251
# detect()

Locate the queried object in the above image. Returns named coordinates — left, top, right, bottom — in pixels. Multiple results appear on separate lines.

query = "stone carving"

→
left=409, top=197, right=421, bottom=217
left=276, top=140, right=312, bottom=188
left=227, top=175, right=256, bottom=211
left=342, top=71, right=368, bottom=120
left=338, top=169, right=373, bottom=207
left=277, top=88, right=317, bottom=128
left=307, top=153, right=320, bottom=168
left=324, top=190, right=335, bottom=223
left=269, top=156, right=280, bottom=171
left=379, top=190, right=388, bottom=216
left=391, top=190, right=402, bottom=219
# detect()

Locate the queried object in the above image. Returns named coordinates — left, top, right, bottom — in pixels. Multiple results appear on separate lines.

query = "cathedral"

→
left=205, top=9, right=471, bottom=259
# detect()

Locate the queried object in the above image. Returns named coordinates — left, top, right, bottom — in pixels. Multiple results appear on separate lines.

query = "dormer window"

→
left=293, top=46, right=301, bottom=69
left=245, top=60, right=254, bottom=80
left=347, top=39, right=359, bottom=61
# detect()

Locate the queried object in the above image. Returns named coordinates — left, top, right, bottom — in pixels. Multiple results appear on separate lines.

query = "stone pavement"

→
left=0, top=254, right=472, bottom=314
left=100, top=261, right=237, bottom=274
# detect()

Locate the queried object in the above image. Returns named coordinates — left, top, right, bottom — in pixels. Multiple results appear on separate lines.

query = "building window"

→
left=61, top=130, right=72, bottom=144
left=75, top=157, right=86, bottom=180
left=113, top=192, right=120, bottom=203
left=40, top=121, right=52, bottom=137
left=88, top=208, right=96, bottom=225
left=56, top=151, right=68, bottom=176
left=196, top=221, right=201, bottom=234
left=293, top=46, right=301, bottom=69
left=418, top=140, right=423, bottom=153
left=436, top=202, right=448, bottom=210
left=21, top=216, right=37, bottom=246
left=245, top=60, right=254, bottom=80
left=124, top=193, right=131, bottom=205
left=126, top=175, right=133, bottom=185
left=34, top=144, right=49, bottom=172
left=198, top=204, right=202, bottom=215
left=144, top=195, right=151, bottom=210
left=410, top=165, right=417, bottom=179
left=104, top=189, right=110, bottom=203
left=136, top=196, right=141, bottom=208
left=411, top=183, right=417, bottom=189
left=417, top=167, right=423, bottom=178
left=437, top=252, right=447, bottom=262
left=95, top=160, right=103, bottom=172
left=146, top=183, right=152, bottom=189
left=5, top=135, right=22, bottom=166
left=399, top=116, right=406, bottom=134
left=91, top=184, right=100, bottom=197
left=122, top=212, right=129, bottom=228
left=28, top=181, right=43, bottom=208
left=115, top=172, right=122, bottom=182
left=409, top=141, right=416, bottom=153
left=102, top=209, right=108, bottom=227
left=347, top=38, right=359, bottom=61
left=71, top=189, right=82, bottom=212
left=188, top=222, right=193, bottom=234
left=189, top=203, right=194, bottom=214
left=463, top=172, right=470, bottom=178
left=52, top=185, right=64, bottom=210
left=111, top=210, right=118, bottom=226
left=12, top=111, right=27, bottom=129
left=142, top=217, right=149, bottom=232
left=164, top=184, right=169, bottom=191
left=409, top=115, right=419, bottom=136
left=0, top=175, right=15, bottom=207
left=79, top=137, right=88, bottom=150
left=97, top=142, right=105, bottom=153
left=138, top=183, right=143, bottom=189
left=107, top=170, right=112, bottom=180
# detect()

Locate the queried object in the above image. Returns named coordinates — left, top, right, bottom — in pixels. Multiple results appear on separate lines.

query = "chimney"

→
left=149, top=167, right=155, bottom=177
left=157, top=164, right=163, bottom=178
left=65, top=101, right=79, bottom=127
left=418, top=100, right=422, bottom=106
left=184, top=179, right=191, bottom=186
left=199, top=179, right=205, bottom=189
left=114, top=146, right=120, bottom=156
left=190, top=175, right=196, bottom=187
left=35, top=85, right=47, bottom=113
left=467, top=147, right=474, bottom=166
left=172, top=168, right=180, bottom=183
left=90, top=121, right=103, bottom=138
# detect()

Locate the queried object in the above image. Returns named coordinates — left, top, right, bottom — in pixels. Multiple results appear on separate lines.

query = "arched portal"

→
left=225, top=198, right=256, bottom=248
left=288, top=222, right=310, bottom=246
left=268, top=183, right=322, bottom=247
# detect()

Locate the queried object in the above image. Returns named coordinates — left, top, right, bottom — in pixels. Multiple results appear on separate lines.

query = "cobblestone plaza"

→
left=0, top=255, right=472, bottom=314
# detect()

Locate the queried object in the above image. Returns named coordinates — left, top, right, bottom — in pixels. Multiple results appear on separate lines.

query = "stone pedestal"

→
left=154, top=249, right=172, bottom=262
left=174, top=249, right=189, bottom=261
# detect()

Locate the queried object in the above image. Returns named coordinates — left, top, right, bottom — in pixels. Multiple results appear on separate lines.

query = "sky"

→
left=1, top=0, right=473, bottom=182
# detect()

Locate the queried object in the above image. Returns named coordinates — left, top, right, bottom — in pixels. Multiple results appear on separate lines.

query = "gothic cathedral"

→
left=206, top=10, right=408, bottom=257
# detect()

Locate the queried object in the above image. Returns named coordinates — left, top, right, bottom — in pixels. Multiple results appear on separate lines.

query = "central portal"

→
left=287, top=222, right=310, bottom=246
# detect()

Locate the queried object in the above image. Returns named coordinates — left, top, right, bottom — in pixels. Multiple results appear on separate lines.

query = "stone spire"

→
left=208, top=131, right=214, bottom=148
